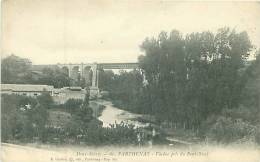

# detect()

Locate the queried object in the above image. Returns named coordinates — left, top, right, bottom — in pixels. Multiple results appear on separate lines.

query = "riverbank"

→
left=92, top=99, right=197, bottom=146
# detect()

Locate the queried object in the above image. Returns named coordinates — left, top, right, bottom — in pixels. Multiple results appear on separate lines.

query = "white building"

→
left=1, top=84, right=54, bottom=97
left=52, top=87, right=86, bottom=104
left=1, top=84, right=89, bottom=104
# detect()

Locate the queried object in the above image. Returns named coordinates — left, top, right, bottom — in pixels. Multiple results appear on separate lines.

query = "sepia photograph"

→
left=1, top=0, right=260, bottom=162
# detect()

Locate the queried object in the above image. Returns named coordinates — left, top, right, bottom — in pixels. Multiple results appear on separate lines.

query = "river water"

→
left=94, top=100, right=149, bottom=128
left=93, top=100, right=193, bottom=146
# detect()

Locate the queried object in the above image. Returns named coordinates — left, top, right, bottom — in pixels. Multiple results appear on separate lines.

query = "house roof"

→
left=53, top=87, right=86, bottom=93
left=1, top=84, right=54, bottom=92
left=68, top=87, right=82, bottom=91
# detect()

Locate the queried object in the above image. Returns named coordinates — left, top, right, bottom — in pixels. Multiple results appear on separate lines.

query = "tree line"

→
left=138, top=27, right=252, bottom=126
left=99, top=28, right=260, bottom=144
left=1, top=55, right=71, bottom=88
left=1, top=93, right=150, bottom=145
left=2, top=27, right=260, bottom=144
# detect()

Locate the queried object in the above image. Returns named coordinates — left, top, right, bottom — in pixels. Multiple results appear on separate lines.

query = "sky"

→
left=2, top=0, right=260, bottom=64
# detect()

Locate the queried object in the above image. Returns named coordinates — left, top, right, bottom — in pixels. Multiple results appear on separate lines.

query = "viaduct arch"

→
left=57, top=63, right=139, bottom=95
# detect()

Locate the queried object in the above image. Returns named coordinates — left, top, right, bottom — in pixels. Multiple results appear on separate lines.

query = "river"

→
left=93, top=99, right=149, bottom=128
left=92, top=99, right=193, bottom=146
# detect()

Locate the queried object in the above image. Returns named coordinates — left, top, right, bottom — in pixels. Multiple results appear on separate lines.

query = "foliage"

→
left=51, top=122, right=142, bottom=146
left=33, top=67, right=71, bottom=88
left=99, top=69, right=144, bottom=113
left=98, top=70, right=115, bottom=91
left=98, top=28, right=259, bottom=144
left=1, top=93, right=143, bottom=146
left=1, top=94, right=49, bottom=142
left=70, top=93, right=95, bottom=130
left=137, top=28, right=253, bottom=128
left=241, top=51, right=260, bottom=110
left=83, top=122, right=140, bottom=146
left=1, top=55, right=71, bottom=88
left=2, top=28, right=260, bottom=145
left=255, top=127, right=260, bottom=145
left=63, top=99, right=83, bottom=112
left=73, top=107, right=94, bottom=129
left=206, top=116, right=256, bottom=143
left=37, top=93, right=54, bottom=109
left=1, top=55, right=33, bottom=84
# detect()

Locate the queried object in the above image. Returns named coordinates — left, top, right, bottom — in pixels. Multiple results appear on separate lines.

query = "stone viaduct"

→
left=55, top=63, right=139, bottom=95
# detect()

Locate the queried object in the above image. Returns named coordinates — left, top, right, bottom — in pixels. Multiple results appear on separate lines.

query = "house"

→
left=1, top=84, right=88, bottom=104
left=1, top=84, right=54, bottom=97
left=52, top=87, right=87, bottom=104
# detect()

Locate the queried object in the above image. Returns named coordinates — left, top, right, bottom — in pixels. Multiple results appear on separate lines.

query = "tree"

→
left=72, top=93, right=95, bottom=131
left=35, top=67, right=71, bottom=88
left=37, top=93, right=54, bottom=109
left=1, top=54, right=32, bottom=83
left=98, top=69, right=115, bottom=91
left=102, top=69, right=144, bottom=113
left=138, top=28, right=253, bottom=129
left=139, top=30, right=187, bottom=122
left=238, top=50, right=260, bottom=124
left=63, top=99, right=83, bottom=112
left=1, top=94, right=49, bottom=142
left=1, top=54, right=71, bottom=87
left=28, top=103, right=49, bottom=142
left=1, top=94, right=20, bottom=141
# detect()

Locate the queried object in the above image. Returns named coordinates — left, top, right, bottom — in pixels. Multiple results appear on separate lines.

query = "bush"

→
left=1, top=94, right=147, bottom=146
left=222, top=105, right=259, bottom=124
left=63, top=99, right=83, bottom=113
left=37, top=93, right=54, bottom=109
left=255, top=126, right=260, bottom=145
left=207, top=116, right=256, bottom=143
left=44, top=121, right=143, bottom=146
left=1, top=94, right=49, bottom=143
left=83, top=122, right=140, bottom=146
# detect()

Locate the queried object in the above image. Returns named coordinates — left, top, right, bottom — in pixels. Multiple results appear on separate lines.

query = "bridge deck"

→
left=32, top=63, right=139, bottom=70
left=98, top=63, right=139, bottom=69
